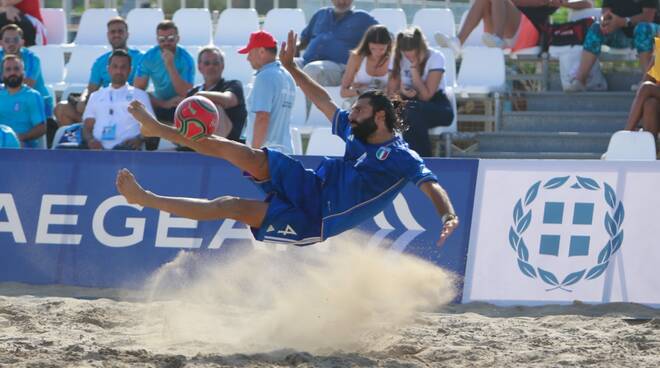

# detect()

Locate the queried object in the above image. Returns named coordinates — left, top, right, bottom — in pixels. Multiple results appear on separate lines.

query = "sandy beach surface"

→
left=0, top=244, right=658, bottom=368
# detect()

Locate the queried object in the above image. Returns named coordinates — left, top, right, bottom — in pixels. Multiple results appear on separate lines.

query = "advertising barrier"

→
left=0, top=150, right=478, bottom=291
left=463, top=160, right=660, bottom=307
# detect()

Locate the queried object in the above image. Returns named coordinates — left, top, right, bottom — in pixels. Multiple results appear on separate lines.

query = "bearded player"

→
left=116, top=31, right=459, bottom=246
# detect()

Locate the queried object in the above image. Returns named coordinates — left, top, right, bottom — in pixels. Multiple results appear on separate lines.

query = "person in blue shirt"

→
left=0, top=54, right=46, bottom=148
left=0, top=24, right=51, bottom=118
left=115, top=31, right=459, bottom=247
left=240, top=31, right=295, bottom=154
left=0, top=124, right=21, bottom=148
left=54, top=16, right=143, bottom=126
left=295, top=0, right=378, bottom=86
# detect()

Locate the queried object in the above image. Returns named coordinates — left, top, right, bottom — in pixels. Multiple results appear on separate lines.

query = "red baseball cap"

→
left=238, top=31, right=277, bottom=54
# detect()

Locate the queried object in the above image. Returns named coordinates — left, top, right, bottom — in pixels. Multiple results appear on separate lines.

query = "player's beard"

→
left=3, top=75, right=23, bottom=88
left=351, top=116, right=377, bottom=141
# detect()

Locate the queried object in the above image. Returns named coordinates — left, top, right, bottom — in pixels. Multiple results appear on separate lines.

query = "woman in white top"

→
left=340, top=25, right=392, bottom=101
left=388, top=27, right=453, bottom=157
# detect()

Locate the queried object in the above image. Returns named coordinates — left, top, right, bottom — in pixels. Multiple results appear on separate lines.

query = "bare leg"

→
left=625, top=82, right=660, bottom=130
left=641, top=98, right=659, bottom=137
left=458, top=0, right=491, bottom=44
left=116, top=169, right=268, bottom=228
left=490, top=0, right=520, bottom=39
left=54, top=101, right=83, bottom=126
left=639, top=52, right=652, bottom=75
left=575, top=51, right=598, bottom=85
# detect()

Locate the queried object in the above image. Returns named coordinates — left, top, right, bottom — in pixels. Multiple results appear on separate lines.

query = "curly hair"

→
left=358, top=90, right=409, bottom=133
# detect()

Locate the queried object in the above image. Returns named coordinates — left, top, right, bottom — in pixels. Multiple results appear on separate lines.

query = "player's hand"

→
left=161, top=49, right=175, bottom=66
left=437, top=216, right=459, bottom=247
left=5, top=6, right=20, bottom=22
left=128, top=100, right=160, bottom=137
left=279, top=30, right=297, bottom=70
left=400, top=86, right=418, bottom=98
left=87, top=139, right=103, bottom=150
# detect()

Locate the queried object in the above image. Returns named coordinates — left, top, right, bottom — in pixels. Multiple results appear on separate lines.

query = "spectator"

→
left=0, top=54, right=45, bottom=148
left=133, top=20, right=194, bottom=126
left=0, top=24, right=51, bottom=120
left=188, top=46, right=247, bottom=142
left=296, top=0, right=378, bottom=86
left=340, top=24, right=392, bottom=105
left=81, top=50, right=152, bottom=150
left=54, top=17, right=143, bottom=127
left=435, top=0, right=592, bottom=54
left=0, top=124, right=20, bottom=148
left=239, top=31, right=295, bottom=153
left=388, top=28, right=453, bottom=157
left=624, top=39, right=659, bottom=136
left=0, top=0, right=46, bottom=46
left=566, top=1, right=658, bottom=92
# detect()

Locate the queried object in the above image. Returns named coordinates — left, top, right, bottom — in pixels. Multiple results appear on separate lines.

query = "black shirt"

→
left=518, top=6, right=558, bottom=31
left=187, top=79, right=247, bottom=142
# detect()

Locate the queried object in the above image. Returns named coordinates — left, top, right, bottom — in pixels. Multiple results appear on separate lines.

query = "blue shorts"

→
left=249, top=148, right=323, bottom=246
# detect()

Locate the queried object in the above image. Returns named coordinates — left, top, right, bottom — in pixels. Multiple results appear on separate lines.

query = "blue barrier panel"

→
left=0, top=150, right=477, bottom=292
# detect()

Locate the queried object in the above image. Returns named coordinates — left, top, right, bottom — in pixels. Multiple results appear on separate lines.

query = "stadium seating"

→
left=64, top=45, right=110, bottom=87
left=172, top=8, right=213, bottom=46
left=306, top=127, right=346, bottom=156
left=126, top=8, right=164, bottom=47
left=183, top=46, right=203, bottom=85
left=219, top=46, right=255, bottom=84
left=41, top=8, right=68, bottom=45
left=412, top=8, right=455, bottom=47
left=290, top=87, right=308, bottom=129
left=603, top=131, right=657, bottom=161
left=290, top=127, right=303, bottom=155
left=28, top=45, right=66, bottom=91
left=305, top=86, right=342, bottom=133
left=71, top=8, right=118, bottom=46
left=262, top=8, right=306, bottom=45
left=370, top=8, right=407, bottom=36
left=214, top=8, right=259, bottom=46
left=568, top=7, right=602, bottom=22
left=455, top=47, right=506, bottom=95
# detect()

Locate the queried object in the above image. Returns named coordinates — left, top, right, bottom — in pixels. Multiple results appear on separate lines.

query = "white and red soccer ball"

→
left=174, top=95, right=219, bottom=140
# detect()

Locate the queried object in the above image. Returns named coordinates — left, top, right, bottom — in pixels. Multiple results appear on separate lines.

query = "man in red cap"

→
left=238, top=30, right=296, bottom=154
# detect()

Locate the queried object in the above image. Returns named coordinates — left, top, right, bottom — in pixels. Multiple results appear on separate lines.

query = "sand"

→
left=0, top=241, right=658, bottom=368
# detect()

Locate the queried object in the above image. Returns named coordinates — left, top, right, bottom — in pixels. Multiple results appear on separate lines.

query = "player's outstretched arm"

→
left=279, top=30, right=339, bottom=122
left=419, top=181, right=459, bottom=247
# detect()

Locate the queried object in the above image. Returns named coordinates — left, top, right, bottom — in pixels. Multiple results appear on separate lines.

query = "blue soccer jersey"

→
left=251, top=108, right=437, bottom=245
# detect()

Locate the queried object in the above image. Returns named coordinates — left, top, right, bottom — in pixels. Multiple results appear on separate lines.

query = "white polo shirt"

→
left=82, top=84, right=154, bottom=149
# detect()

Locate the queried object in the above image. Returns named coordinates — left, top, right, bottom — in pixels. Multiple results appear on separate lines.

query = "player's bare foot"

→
left=116, top=168, right=148, bottom=205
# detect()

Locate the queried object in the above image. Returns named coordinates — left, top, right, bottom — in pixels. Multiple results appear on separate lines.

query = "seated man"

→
left=296, top=0, right=377, bottom=86
left=82, top=50, right=153, bottom=150
left=567, top=0, right=658, bottom=92
left=54, top=17, right=143, bottom=126
left=188, top=46, right=246, bottom=143
left=0, top=54, right=45, bottom=148
left=134, top=20, right=194, bottom=124
left=0, top=24, right=52, bottom=120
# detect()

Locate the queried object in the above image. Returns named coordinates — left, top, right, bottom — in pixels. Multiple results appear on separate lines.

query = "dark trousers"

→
left=401, top=91, right=453, bottom=157
left=0, top=14, right=37, bottom=46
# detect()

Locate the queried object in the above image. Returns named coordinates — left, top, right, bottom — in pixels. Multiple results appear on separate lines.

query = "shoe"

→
left=565, top=79, right=586, bottom=93
left=481, top=33, right=505, bottom=48
left=434, top=32, right=461, bottom=56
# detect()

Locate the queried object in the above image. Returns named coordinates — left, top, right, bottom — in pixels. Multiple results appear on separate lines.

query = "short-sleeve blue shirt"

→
left=0, top=85, right=45, bottom=148
left=316, top=109, right=437, bottom=238
left=89, top=48, right=144, bottom=87
left=300, top=7, right=378, bottom=65
left=245, top=61, right=295, bottom=153
left=0, top=48, right=53, bottom=117
left=136, top=45, right=194, bottom=100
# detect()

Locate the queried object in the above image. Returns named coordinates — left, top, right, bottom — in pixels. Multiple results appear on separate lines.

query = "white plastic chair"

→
left=568, top=8, right=602, bottom=22
left=455, top=46, right=506, bottom=95
left=306, top=86, right=342, bottom=132
left=219, top=46, right=255, bottom=84
left=602, top=131, right=657, bottom=161
left=172, top=8, right=213, bottom=46
left=290, top=87, right=308, bottom=130
left=214, top=8, right=259, bottom=46
left=412, top=8, right=455, bottom=47
left=436, top=47, right=457, bottom=89
left=126, top=8, right=164, bottom=47
left=28, top=45, right=66, bottom=91
left=370, top=8, right=407, bottom=36
left=290, top=127, right=303, bottom=155
left=64, top=46, right=109, bottom=87
left=262, top=8, right=306, bottom=45
left=183, top=45, right=203, bottom=85
left=72, top=9, right=119, bottom=45
left=41, top=8, right=67, bottom=45
left=306, top=127, right=346, bottom=156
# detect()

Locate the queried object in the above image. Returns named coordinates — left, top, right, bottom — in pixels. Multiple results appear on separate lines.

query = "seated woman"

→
left=435, top=0, right=592, bottom=54
left=340, top=25, right=392, bottom=105
left=388, top=27, right=453, bottom=157
left=0, top=0, right=46, bottom=46
left=624, top=38, right=659, bottom=136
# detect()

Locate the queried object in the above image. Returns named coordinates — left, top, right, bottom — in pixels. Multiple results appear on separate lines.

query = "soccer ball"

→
left=174, top=95, right=219, bottom=140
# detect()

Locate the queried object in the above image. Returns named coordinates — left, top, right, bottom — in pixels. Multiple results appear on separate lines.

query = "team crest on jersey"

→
left=376, top=147, right=391, bottom=160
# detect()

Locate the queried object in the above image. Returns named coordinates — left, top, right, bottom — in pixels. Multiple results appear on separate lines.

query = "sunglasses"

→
left=2, top=36, right=20, bottom=44
left=201, top=60, right=221, bottom=66
left=157, top=35, right=177, bottom=42
left=3, top=66, right=21, bottom=72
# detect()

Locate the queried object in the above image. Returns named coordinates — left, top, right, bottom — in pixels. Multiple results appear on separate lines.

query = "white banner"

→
left=463, top=160, right=660, bottom=307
